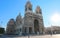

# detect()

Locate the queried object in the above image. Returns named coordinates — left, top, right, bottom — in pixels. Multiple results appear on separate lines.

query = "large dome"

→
left=8, top=19, right=15, bottom=25
left=16, top=13, right=22, bottom=25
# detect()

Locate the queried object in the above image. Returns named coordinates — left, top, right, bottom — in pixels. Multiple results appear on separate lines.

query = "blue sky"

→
left=0, top=0, right=60, bottom=29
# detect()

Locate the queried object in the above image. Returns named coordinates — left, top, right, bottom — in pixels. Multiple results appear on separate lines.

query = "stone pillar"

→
left=32, top=19, right=35, bottom=34
left=32, top=26, right=34, bottom=34
left=27, top=27, right=29, bottom=34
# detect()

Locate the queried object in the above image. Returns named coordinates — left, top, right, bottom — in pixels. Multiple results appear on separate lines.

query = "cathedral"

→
left=6, top=1, right=44, bottom=35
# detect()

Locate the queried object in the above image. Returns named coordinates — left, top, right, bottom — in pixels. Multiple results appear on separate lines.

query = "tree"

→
left=0, top=28, right=5, bottom=34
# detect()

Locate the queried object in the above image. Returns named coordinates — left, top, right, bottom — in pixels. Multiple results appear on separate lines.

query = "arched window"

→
left=20, top=28, right=21, bottom=32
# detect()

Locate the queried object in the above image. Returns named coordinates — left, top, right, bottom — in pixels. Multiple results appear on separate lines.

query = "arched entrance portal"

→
left=34, top=19, right=39, bottom=34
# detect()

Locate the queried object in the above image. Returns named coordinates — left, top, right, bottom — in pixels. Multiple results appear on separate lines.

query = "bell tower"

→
left=25, top=0, right=32, bottom=12
left=36, top=6, right=42, bottom=14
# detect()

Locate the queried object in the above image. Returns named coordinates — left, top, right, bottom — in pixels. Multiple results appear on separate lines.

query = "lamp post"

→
left=28, top=33, right=30, bottom=38
left=51, top=25, right=53, bottom=36
left=0, top=21, right=3, bottom=27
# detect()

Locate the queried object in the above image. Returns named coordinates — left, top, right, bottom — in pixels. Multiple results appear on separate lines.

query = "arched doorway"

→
left=34, top=19, right=39, bottom=34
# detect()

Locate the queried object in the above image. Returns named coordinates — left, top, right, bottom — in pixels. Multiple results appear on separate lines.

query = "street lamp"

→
left=0, top=21, right=3, bottom=28
left=51, top=25, right=53, bottom=36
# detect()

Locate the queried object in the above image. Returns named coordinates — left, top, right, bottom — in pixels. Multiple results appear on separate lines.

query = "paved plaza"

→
left=0, top=34, right=60, bottom=38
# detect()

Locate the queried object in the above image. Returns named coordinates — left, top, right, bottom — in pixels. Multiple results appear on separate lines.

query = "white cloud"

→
left=50, top=11, right=60, bottom=26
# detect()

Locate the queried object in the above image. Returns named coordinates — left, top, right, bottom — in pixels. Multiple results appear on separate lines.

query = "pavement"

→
left=0, top=34, right=60, bottom=38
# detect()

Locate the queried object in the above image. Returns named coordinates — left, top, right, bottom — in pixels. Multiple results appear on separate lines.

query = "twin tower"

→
left=6, top=1, right=44, bottom=35
left=25, top=1, right=42, bottom=14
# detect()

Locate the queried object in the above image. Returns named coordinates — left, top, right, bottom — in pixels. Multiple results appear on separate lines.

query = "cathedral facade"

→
left=6, top=1, right=44, bottom=35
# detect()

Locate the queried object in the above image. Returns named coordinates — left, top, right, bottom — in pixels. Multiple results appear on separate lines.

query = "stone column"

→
left=27, top=27, right=29, bottom=34
left=32, top=26, right=34, bottom=34
left=32, top=19, right=35, bottom=34
left=39, top=21, right=41, bottom=34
